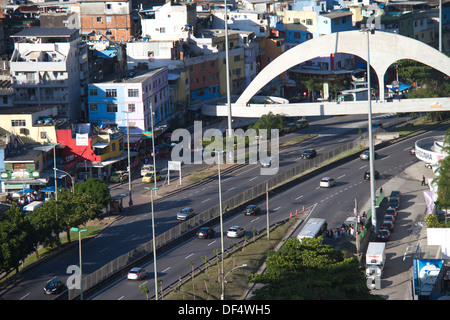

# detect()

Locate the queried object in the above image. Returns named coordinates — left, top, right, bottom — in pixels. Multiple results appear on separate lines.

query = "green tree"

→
left=0, top=205, right=34, bottom=273
left=251, top=112, right=283, bottom=137
left=433, top=128, right=450, bottom=225
left=249, top=237, right=378, bottom=300
left=75, top=177, right=111, bottom=213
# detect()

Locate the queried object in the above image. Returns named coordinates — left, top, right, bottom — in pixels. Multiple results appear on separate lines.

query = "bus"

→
left=297, top=218, right=327, bottom=241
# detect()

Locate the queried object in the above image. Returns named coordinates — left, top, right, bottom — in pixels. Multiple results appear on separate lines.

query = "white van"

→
left=22, top=201, right=44, bottom=214
left=297, top=218, right=327, bottom=241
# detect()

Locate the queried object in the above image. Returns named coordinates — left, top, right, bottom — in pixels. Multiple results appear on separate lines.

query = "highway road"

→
left=0, top=113, right=430, bottom=300
left=87, top=119, right=448, bottom=300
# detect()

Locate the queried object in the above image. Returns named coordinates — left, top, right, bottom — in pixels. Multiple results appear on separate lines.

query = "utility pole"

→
left=266, top=182, right=270, bottom=240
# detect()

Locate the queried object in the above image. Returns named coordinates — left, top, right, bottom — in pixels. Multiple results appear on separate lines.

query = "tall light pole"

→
left=361, top=27, right=377, bottom=231
left=150, top=105, right=157, bottom=193
left=213, top=150, right=225, bottom=300
left=70, top=227, right=87, bottom=300
left=48, top=142, right=61, bottom=201
left=224, top=0, right=232, bottom=140
left=144, top=186, right=158, bottom=299
left=221, top=264, right=247, bottom=300
left=122, top=110, right=133, bottom=207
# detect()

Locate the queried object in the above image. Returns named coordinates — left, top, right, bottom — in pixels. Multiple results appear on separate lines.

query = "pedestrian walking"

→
left=120, top=175, right=123, bottom=185
left=380, top=187, right=383, bottom=195
left=421, top=175, right=426, bottom=186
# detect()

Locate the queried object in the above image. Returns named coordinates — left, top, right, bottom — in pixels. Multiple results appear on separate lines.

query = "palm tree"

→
left=252, top=111, right=283, bottom=138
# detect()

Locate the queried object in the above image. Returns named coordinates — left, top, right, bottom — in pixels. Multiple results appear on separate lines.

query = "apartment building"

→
left=79, top=0, right=136, bottom=42
left=140, top=1, right=197, bottom=41
left=87, top=67, right=171, bottom=135
left=9, top=27, right=88, bottom=121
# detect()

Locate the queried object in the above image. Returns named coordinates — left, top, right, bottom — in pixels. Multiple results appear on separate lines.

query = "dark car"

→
left=301, top=149, right=317, bottom=159
left=388, top=197, right=400, bottom=209
left=196, top=227, right=216, bottom=239
left=389, top=191, right=401, bottom=200
left=244, top=205, right=261, bottom=216
left=386, top=208, right=398, bottom=218
left=377, top=229, right=391, bottom=242
left=381, top=221, right=394, bottom=232
left=43, top=279, right=65, bottom=295
left=363, top=170, right=380, bottom=180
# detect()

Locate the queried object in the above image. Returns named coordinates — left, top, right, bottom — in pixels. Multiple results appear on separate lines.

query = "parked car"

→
left=282, top=123, right=297, bottom=133
left=388, top=197, right=400, bottom=209
left=389, top=190, right=401, bottom=200
left=377, top=229, right=391, bottom=242
left=320, top=177, right=336, bottom=188
left=244, top=205, right=261, bottom=216
left=177, top=207, right=195, bottom=220
left=110, top=170, right=129, bottom=183
left=295, top=119, right=309, bottom=129
left=142, top=170, right=161, bottom=183
left=301, top=149, right=317, bottom=159
left=364, top=170, right=380, bottom=180
left=196, top=227, right=216, bottom=239
left=227, top=226, right=245, bottom=238
left=381, top=221, right=394, bottom=232
left=43, top=279, right=65, bottom=295
left=359, top=150, right=379, bottom=160
left=260, top=157, right=272, bottom=168
left=383, top=214, right=396, bottom=223
left=127, top=267, right=147, bottom=280
left=386, top=208, right=398, bottom=218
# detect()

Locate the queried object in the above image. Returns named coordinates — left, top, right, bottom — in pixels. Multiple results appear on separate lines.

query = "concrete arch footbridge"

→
left=202, top=30, right=450, bottom=118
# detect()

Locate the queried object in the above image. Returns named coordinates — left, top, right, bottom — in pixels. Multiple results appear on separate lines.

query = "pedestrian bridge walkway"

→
left=202, top=97, right=450, bottom=117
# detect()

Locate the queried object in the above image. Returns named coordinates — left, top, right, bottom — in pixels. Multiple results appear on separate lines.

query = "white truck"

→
left=141, top=164, right=154, bottom=176
left=365, top=242, right=386, bottom=278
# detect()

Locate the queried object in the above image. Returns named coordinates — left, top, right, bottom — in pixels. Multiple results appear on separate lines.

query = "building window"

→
left=89, top=89, right=98, bottom=96
left=97, top=17, right=102, bottom=23
left=106, top=89, right=117, bottom=97
left=127, top=104, right=136, bottom=112
left=90, top=104, right=98, bottom=111
left=11, top=120, right=26, bottom=127
left=128, top=89, right=139, bottom=97
left=160, top=27, right=166, bottom=33
left=107, top=104, right=118, bottom=113
left=40, top=132, right=47, bottom=139
left=306, top=19, right=313, bottom=26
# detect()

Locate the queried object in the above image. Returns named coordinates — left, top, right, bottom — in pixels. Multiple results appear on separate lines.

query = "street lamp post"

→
left=55, top=168, right=74, bottom=193
left=122, top=110, right=133, bottom=207
left=221, top=264, right=247, bottom=300
left=361, top=27, right=377, bottom=231
left=213, top=150, right=225, bottom=301
left=48, top=142, right=61, bottom=201
left=144, top=186, right=159, bottom=300
left=70, top=227, right=87, bottom=300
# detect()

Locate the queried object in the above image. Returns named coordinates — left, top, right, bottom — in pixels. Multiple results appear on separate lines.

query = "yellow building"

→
left=0, top=106, right=58, bottom=145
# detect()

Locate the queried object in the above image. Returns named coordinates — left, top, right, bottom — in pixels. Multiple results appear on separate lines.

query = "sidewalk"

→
left=363, top=161, right=432, bottom=300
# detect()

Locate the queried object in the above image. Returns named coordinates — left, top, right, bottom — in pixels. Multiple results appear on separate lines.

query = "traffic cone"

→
left=302, top=206, right=305, bottom=212
left=290, top=212, right=293, bottom=218
left=295, top=209, right=298, bottom=215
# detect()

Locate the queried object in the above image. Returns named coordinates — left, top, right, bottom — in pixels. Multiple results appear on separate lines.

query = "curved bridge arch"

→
left=235, top=30, right=450, bottom=106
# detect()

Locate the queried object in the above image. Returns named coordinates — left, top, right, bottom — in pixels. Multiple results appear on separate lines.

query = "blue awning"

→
left=40, top=186, right=63, bottom=193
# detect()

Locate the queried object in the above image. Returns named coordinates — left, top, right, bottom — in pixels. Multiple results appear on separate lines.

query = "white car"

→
left=127, top=267, right=147, bottom=280
left=227, top=226, right=245, bottom=238
left=320, top=177, right=336, bottom=188
left=260, top=157, right=272, bottom=168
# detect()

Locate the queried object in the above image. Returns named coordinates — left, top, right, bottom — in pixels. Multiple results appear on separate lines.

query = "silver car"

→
left=177, top=207, right=195, bottom=220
